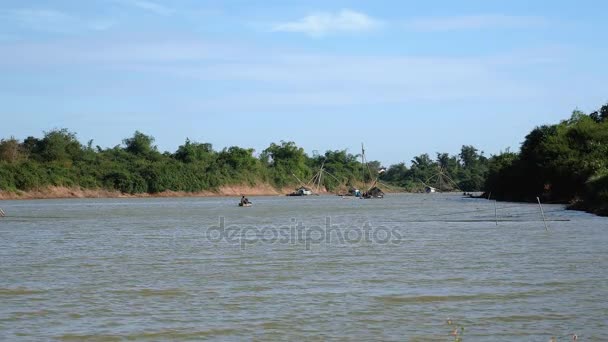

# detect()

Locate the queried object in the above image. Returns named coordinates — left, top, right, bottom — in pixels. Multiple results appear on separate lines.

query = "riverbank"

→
left=0, top=184, right=297, bottom=200
left=567, top=200, right=608, bottom=217
left=463, top=192, right=608, bottom=217
left=0, top=183, right=406, bottom=200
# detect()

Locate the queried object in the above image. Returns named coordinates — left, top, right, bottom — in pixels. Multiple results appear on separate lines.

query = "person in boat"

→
left=240, top=195, right=250, bottom=205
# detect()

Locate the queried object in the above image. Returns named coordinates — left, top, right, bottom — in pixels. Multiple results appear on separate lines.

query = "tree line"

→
left=0, top=130, right=490, bottom=194
left=1, top=102, right=606, bottom=216
left=484, top=103, right=608, bottom=215
left=379, top=145, right=489, bottom=191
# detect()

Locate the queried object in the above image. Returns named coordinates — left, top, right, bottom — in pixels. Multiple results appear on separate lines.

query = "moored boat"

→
left=287, top=186, right=313, bottom=196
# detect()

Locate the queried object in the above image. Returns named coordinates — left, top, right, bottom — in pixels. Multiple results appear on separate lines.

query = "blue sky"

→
left=0, top=0, right=606, bottom=165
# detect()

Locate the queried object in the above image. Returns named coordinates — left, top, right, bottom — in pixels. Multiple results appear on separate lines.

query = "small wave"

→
left=58, top=334, right=122, bottom=341
left=231, top=285, right=272, bottom=292
left=375, top=290, right=549, bottom=304
left=259, top=321, right=282, bottom=329
left=0, top=310, right=53, bottom=322
left=0, top=288, right=44, bottom=296
left=485, top=313, right=574, bottom=322
left=59, top=328, right=240, bottom=340
left=376, top=294, right=476, bottom=304
left=110, top=288, right=188, bottom=297
left=127, top=329, right=240, bottom=339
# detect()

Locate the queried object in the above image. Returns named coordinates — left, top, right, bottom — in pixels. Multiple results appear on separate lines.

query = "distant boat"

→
left=422, top=167, right=461, bottom=193
left=338, top=186, right=361, bottom=198
left=363, top=186, right=385, bottom=199
left=287, top=186, right=313, bottom=196
left=288, top=163, right=328, bottom=196
left=238, top=202, right=252, bottom=207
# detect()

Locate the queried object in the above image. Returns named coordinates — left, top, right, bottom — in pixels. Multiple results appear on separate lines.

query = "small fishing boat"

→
left=362, top=186, right=385, bottom=199
left=238, top=195, right=252, bottom=207
left=287, top=186, right=313, bottom=196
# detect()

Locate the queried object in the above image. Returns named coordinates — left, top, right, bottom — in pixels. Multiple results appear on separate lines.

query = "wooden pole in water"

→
left=536, top=197, right=548, bottom=231
left=361, top=143, right=366, bottom=189
left=494, top=200, right=498, bottom=226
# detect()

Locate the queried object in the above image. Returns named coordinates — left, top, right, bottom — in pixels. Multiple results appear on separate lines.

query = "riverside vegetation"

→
left=0, top=102, right=607, bottom=215
left=0, top=132, right=489, bottom=196
left=484, top=103, right=608, bottom=216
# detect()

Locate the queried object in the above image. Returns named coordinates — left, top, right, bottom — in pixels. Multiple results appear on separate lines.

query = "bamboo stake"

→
left=494, top=200, right=498, bottom=226
left=317, top=161, right=325, bottom=193
left=536, top=197, right=549, bottom=231
left=317, top=169, right=323, bottom=193
left=292, top=173, right=306, bottom=187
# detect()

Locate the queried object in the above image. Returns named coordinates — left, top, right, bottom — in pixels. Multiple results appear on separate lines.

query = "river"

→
left=0, top=194, right=606, bottom=341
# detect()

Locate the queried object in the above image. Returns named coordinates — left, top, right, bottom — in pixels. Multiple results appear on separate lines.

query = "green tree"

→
left=260, top=141, right=311, bottom=187
left=37, top=129, right=83, bottom=163
left=485, top=102, right=608, bottom=212
left=409, top=153, right=436, bottom=183
left=174, top=139, right=214, bottom=163
left=123, top=131, right=157, bottom=156
left=380, top=162, right=409, bottom=186
left=0, top=138, right=24, bottom=163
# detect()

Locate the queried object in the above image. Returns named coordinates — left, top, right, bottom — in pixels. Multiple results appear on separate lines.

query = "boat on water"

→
left=286, top=163, right=329, bottom=196
left=239, top=196, right=252, bottom=207
left=337, top=187, right=362, bottom=197
left=286, top=144, right=386, bottom=199
left=336, top=145, right=385, bottom=199
left=287, top=186, right=313, bottom=196
left=421, top=167, right=462, bottom=194
left=362, top=186, right=384, bottom=199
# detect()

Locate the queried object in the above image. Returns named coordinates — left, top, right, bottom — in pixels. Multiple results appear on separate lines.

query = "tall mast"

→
left=361, top=143, right=366, bottom=186
left=317, top=160, right=325, bottom=193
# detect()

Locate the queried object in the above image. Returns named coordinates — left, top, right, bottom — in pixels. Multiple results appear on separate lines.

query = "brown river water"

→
left=0, top=194, right=606, bottom=341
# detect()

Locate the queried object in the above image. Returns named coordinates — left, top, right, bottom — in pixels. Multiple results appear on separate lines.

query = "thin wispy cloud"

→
left=0, top=35, right=555, bottom=108
left=1, top=8, right=114, bottom=33
left=88, top=20, right=116, bottom=31
left=404, top=14, right=547, bottom=31
left=0, top=39, right=233, bottom=66
left=3, top=8, right=72, bottom=33
left=120, top=0, right=173, bottom=15
left=272, top=9, right=381, bottom=37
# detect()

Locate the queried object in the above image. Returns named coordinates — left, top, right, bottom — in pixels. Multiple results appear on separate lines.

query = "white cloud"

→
left=272, top=9, right=381, bottom=37
left=404, top=15, right=547, bottom=31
